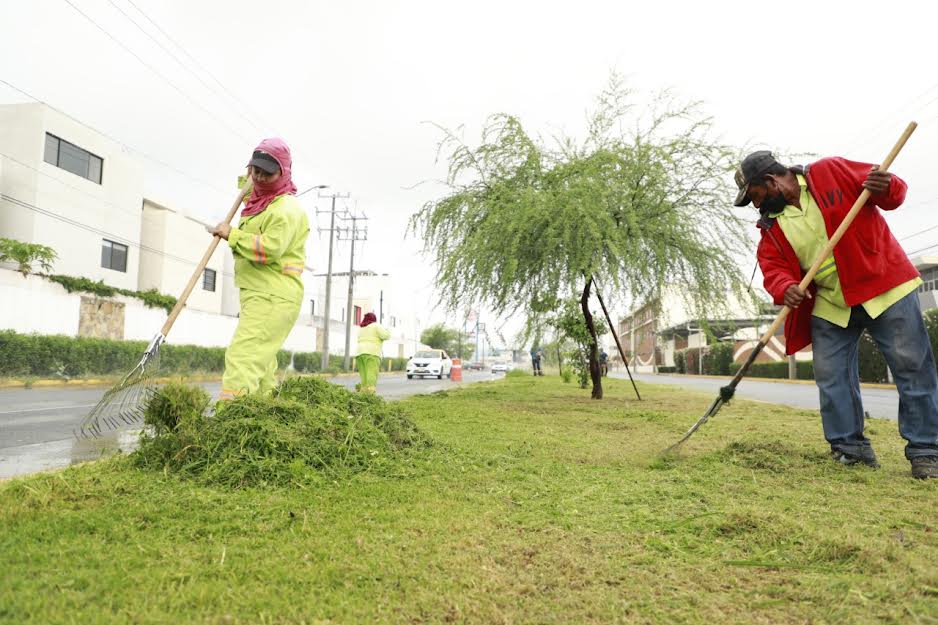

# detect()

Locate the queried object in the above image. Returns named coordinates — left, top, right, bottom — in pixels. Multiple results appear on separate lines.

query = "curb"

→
left=627, top=372, right=895, bottom=391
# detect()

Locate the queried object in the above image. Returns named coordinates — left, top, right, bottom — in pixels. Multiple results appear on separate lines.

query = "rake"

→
left=663, top=121, right=918, bottom=454
left=76, top=183, right=251, bottom=438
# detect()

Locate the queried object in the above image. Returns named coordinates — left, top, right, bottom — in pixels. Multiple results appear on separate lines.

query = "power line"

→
left=1, top=192, right=236, bottom=279
left=101, top=0, right=319, bottom=181
left=103, top=0, right=265, bottom=135
left=60, top=0, right=254, bottom=145
left=840, top=81, right=938, bottom=154
left=1, top=150, right=145, bottom=221
left=0, top=78, right=232, bottom=197
left=122, top=0, right=278, bottom=134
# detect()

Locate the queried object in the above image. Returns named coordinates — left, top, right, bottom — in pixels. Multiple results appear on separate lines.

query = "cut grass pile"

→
left=1, top=376, right=937, bottom=624
left=132, top=377, right=431, bottom=487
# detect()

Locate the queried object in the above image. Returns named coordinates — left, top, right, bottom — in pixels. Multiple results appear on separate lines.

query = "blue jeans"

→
left=811, top=291, right=938, bottom=460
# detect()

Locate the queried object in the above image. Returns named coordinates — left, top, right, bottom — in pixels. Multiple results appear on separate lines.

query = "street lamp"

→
left=297, top=184, right=329, bottom=197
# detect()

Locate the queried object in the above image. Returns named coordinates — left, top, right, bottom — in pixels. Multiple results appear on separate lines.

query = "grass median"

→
left=1, top=374, right=937, bottom=624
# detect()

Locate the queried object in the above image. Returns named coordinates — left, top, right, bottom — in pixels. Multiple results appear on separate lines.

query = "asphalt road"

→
left=0, top=370, right=496, bottom=480
left=614, top=372, right=900, bottom=420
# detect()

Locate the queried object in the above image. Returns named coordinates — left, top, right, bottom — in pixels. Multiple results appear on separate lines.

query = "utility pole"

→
left=338, top=212, right=368, bottom=370
left=317, top=191, right=350, bottom=370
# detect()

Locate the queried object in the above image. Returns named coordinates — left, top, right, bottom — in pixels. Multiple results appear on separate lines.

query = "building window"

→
left=202, top=268, right=216, bottom=292
left=310, top=299, right=315, bottom=317
left=44, top=133, right=103, bottom=184
left=354, top=306, right=362, bottom=325
left=100, top=239, right=127, bottom=272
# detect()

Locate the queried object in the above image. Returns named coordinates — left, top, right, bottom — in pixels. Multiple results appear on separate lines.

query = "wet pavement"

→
left=612, top=371, right=900, bottom=420
left=0, top=370, right=497, bottom=480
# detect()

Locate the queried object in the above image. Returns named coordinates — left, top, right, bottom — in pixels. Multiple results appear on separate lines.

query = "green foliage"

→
left=858, top=331, right=888, bottom=384
left=560, top=367, right=573, bottom=383
left=706, top=342, right=735, bottom=376
left=412, top=75, right=749, bottom=337
left=292, top=351, right=347, bottom=373
left=419, top=323, right=474, bottom=359
left=0, top=330, right=225, bottom=377
left=657, top=366, right=677, bottom=373
left=549, top=298, right=592, bottom=389
left=729, top=360, right=815, bottom=380
left=133, top=377, right=430, bottom=487
left=46, top=274, right=177, bottom=313
left=674, top=350, right=686, bottom=374
left=506, top=368, right=528, bottom=378
left=0, top=237, right=57, bottom=276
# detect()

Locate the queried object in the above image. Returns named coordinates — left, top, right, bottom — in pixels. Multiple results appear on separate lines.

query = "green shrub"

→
left=705, top=342, right=734, bottom=376
left=674, top=350, right=686, bottom=374
left=657, top=366, right=677, bottom=373
left=560, top=367, right=573, bottom=383
left=729, top=360, right=814, bottom=380
left=0, top=330, right=226, bottom=377
left=858, top=330, right=888, bottom=383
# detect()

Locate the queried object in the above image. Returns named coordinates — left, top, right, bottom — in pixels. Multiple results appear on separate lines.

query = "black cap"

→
left=733, top=150, right=781, bottom=207
left=248, top=150, right=281, bottom=175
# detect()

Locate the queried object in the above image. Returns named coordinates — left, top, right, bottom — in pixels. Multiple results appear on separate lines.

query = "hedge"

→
left=0, top=330, right=295, bottom=378
left=292, top=351, right=409, bottom=374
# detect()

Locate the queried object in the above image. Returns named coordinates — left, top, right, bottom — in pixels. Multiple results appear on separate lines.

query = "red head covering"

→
left=360, top=312, right=377, bottom=327
left=241, top=137, right=298, bottom=217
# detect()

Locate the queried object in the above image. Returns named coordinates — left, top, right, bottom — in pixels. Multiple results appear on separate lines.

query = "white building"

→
left=139, top=198, right=230, bottom=315
left=0, top=102, right=143, bottom=291
left=306, top=271, right=423, bottom=359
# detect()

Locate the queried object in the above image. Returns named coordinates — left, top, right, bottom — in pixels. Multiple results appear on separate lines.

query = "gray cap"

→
left=734, top=150, right=782, bottom=207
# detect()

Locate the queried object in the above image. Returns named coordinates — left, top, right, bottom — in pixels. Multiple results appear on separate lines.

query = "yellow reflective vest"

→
left=227, top=194, right=309, bottom=304
left=356, top=322, right=391, bottom=357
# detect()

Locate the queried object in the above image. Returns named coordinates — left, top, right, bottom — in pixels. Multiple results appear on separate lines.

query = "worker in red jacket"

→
left=736, top=150, right=938, bottom=479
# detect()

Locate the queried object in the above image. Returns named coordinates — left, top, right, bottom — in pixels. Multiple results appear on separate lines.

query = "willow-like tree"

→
left=411, top=78, right=751, bottom=399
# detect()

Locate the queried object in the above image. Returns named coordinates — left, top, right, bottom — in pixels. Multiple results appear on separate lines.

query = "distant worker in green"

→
left=356, top=312, right=391, bottom=392
left=209, top=137, right=309, bottom=401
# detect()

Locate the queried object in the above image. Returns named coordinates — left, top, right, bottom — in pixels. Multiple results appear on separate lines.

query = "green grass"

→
left=2, top=376, right=938, bottom=624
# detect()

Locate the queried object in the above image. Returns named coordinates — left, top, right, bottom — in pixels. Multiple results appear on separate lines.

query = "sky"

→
left=3, top=0, right=938, bottom=344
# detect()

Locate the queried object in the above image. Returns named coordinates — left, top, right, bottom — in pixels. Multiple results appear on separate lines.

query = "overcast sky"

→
left=4, top=0, right=938, bottom=341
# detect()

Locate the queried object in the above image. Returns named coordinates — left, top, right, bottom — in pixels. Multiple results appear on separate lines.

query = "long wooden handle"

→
left=757, top=122, right=917, bottom=344
left=160, top=182, right=252, bottom=337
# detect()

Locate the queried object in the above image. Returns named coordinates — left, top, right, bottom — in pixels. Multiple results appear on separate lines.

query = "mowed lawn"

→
left=2, top=375, right=937, bottom=624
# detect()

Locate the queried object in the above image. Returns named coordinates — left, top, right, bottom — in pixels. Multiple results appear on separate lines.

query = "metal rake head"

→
left=76, top=334, right=164, bottom=439
left=661, top=385, right=737, bottom=455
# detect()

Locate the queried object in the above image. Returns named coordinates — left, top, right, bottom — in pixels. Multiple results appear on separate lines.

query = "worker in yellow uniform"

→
left=355, top=312, right=391, bottom=393
left=208, top=137, right=309, bottom=401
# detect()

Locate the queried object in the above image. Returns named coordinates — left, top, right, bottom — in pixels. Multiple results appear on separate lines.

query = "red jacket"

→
left=756, top=157, right=917, bottom=354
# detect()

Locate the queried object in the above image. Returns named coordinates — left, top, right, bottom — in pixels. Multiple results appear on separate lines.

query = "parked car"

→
left=466, top=361, right=485, bottom=371
left=490, top=363, right=508, bottom=373
left=406, top=349, right=453, bottom=379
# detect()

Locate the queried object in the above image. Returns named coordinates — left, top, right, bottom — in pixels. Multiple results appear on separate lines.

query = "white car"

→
left=490, top=363, right=509, bottom=373
left=406, top=349, right=453, bottom=379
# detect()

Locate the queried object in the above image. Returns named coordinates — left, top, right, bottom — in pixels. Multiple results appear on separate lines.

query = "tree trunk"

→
left=580, top=278, right=603, bottom=399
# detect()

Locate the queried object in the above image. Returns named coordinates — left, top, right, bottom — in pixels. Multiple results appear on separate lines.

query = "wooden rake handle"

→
left=757, top=121, right=918, bottom=345
left=160, top=180, right=252, bottom=337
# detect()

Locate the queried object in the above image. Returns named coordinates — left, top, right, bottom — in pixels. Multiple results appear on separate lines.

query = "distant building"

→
left=618, top=288, right=784, bottom=372
left=0, top=102, right=143, bottom=291
left=911, top=256, right=938, bottom=311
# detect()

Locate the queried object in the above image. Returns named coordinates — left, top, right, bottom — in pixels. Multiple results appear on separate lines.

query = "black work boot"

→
left=911, top=456, right=938, bottom=479
left=831, top=447, right=880, bottom=469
